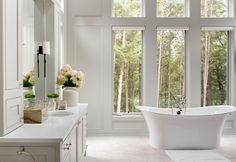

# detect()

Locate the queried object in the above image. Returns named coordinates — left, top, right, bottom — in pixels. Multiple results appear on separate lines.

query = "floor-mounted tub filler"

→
left=137, top=105, right=236, bottom=149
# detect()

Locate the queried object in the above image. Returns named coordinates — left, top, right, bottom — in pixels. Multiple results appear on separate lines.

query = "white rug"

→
left=165, top=150, right=231, bottom=162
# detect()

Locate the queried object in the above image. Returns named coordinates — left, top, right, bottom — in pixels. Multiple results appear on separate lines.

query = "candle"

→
left=43, top=41, right=50, bottom=55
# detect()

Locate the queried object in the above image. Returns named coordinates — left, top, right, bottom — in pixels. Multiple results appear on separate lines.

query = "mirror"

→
left=22, top=0, right=59, bottom=103
left=22, top=0, right=35, bottom=96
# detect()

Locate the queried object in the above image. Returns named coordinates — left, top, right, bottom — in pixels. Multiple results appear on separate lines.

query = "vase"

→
left=63, top=87, right=79, bottom=107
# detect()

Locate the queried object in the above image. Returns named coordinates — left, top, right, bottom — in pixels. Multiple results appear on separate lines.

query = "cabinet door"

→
left=77, top=120, right=83, bottom=161
left=0, top=0, right=23, bottom=136
left=70, top=126, right=77, bottom=162
left=0, top=146, right=56, bottom=162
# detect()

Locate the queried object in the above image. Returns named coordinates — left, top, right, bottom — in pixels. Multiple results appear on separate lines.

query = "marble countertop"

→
left=0, top=103, right=88, bottom=143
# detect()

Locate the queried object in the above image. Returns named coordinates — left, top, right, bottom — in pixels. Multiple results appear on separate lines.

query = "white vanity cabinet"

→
left=0, top=104, right=88, bottom=162
left=0, top=0, right=24, bottom=136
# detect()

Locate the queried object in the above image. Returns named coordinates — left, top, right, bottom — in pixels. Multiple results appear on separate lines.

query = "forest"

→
left=113, top=0, right=228, bottom=113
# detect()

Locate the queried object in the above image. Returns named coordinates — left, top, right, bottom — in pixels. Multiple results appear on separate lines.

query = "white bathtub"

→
left=137, top=105, right=236, bottom=150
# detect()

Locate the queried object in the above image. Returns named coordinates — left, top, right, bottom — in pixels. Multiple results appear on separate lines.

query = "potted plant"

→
left=47, top=92, right=59, bottom=111
left=57, top=64, right=85, bottom=107
left=24, top=93, right=36, bottom=108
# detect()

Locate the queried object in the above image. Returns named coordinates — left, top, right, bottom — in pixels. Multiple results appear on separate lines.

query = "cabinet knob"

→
left=64, top=147, right=70, bottom=150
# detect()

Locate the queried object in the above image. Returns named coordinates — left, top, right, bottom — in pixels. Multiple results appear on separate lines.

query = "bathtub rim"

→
left=136, top=105, right=236, bottom=118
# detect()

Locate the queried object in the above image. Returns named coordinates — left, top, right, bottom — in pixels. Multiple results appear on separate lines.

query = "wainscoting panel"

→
left=73, top=25, right=105, bottom=131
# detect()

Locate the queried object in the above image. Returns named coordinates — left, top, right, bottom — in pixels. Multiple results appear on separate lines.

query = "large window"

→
left=157, top=0, right=186, bottom=17
left=157, top=29, right=186, bottom=108
left=113, top=28, right=143, bottom=113
left=201, top=0, right=229, bottom=17
left=110, top=0, right=234, bottom=114
left=201, top=29, right=229, bottom=106
left=113, top=0, right=143, bottom=17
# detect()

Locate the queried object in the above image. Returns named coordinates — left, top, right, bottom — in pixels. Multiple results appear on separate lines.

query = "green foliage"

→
left=157, top=0, right=184, bottom=17
left=201, top=31, right=227, bottom=106
left=25, top=93, right=35, bottom=99
left=114, top=30, right=142, bottom=113
left=113, top=0, right=142, bottom=17
left=48, top=92, right=59, bottom=98
left=23, top=78, right=33, bottom=88
left=201, top=0, right=228, bottom=17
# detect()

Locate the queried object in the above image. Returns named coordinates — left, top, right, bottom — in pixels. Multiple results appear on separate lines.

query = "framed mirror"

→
left=22, top=0, right=63, bottom=103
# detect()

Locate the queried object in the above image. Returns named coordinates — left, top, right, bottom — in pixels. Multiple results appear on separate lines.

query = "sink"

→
left=48, top=111, right=74, bottom=117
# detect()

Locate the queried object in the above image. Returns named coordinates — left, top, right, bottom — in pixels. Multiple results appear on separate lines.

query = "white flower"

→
left=29, top=76, right=35, bottom=85
left=57, top=75, right=68, bottom=85
left=65, top=70, right=77, bottom=77
left=60, top=64, right=72, bottom=75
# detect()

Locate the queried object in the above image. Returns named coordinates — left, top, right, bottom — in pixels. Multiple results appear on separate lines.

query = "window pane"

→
left=201, top=0, right=228, bottom=17
left=157, top=0, right=185, bottom=17
left=113, top=30, right=142, bottom=113
left=113, top=0, right=143, bottom=17
left=157, top=30, right=185, bottom=108
left=201, top=31, right=228, bottom=106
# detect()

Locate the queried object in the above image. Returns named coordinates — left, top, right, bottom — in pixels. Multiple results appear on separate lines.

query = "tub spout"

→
left=176, top=95, right=186, bottom=115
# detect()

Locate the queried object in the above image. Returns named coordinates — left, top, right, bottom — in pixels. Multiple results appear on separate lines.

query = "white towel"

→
left=165, top=150, right=231, bottom=162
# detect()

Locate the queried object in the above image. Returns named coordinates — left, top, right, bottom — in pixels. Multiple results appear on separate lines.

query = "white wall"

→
left=66, top=0, right=236, bottom=135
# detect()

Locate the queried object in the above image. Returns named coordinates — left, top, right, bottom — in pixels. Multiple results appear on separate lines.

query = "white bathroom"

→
left=0, top=0, right=236, bottom=162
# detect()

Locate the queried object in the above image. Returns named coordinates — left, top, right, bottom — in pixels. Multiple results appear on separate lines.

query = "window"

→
left=201, top=28, right=230, bottom=106
left=113, top=0, right=143, bottom=17
left=113, top=28, right=143, bottom=113
left=157, top=0, right=186, bottom=17
left=157, top=29, right=186, bottom=108
left=201, top=0, right=229, bottom=17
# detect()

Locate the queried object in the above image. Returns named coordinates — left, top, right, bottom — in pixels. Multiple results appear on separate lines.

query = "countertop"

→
left=0, top=103, right=88, bottom=143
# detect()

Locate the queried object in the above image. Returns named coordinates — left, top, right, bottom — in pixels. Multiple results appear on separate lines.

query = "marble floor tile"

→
left=82, top=135, right=236, bottom=162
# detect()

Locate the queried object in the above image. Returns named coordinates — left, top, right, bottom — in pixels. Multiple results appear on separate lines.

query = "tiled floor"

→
left=83, top=135, right=236, bottom=162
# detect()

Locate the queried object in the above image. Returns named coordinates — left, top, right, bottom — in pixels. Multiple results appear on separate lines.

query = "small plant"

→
left=25, top=93, right=35, bottom=99
left=47, top=92, right=59, bottom=98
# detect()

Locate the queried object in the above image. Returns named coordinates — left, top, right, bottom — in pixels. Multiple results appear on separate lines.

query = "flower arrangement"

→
left=57, top=64, right=85, bottom=88
left=23, top=67, right=35, bottom=89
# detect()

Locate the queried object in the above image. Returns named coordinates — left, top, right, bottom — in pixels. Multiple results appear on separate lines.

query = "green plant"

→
left=25, top=93, right=35, bottom=99
left=47, top=92, right=59, bottom=98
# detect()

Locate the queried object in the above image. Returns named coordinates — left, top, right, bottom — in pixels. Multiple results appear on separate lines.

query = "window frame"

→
left=112, top=0, right=145, bottom=18
left=156, top=0, right=190, bottom=18
left=112, top=26, right=145, bottom=115
left=109, top=0, right=236, bottom=116
left=156, top=27, right=189, bottom=107
left=200, top=27, right=233, bottom=106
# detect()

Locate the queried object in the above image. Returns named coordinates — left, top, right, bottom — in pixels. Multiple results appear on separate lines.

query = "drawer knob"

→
left=64, top=147, right=70, bottom=150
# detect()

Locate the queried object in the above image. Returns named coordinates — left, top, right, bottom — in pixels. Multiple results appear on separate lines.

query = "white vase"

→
left=63, top=87, right=79, bottom=107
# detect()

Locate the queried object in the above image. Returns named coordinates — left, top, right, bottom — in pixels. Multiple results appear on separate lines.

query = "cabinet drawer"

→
left=0, top=146, right=56, bottom=162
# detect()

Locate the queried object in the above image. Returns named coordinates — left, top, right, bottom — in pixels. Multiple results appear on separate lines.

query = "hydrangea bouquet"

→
left=23, top=67, right=35, bottom=89
left=57, top=64, right=85, bottom=88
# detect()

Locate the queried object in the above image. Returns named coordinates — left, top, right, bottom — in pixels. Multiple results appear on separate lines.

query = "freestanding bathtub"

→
left=137, top=105, right=236, bottom=150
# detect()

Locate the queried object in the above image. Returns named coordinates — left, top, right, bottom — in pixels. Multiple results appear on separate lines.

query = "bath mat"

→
left=165, top=150, right=231, bottom=162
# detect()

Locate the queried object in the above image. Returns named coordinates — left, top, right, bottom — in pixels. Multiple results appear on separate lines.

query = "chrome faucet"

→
left=170, top=93, right=186, bottom=115
left=176, top=95, right=186, bottom=115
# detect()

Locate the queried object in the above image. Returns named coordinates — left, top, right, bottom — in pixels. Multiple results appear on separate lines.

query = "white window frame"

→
left=201, top=27, right=234, bottom=106
left=112, top=27, right=145, bottom=115
left=156, top=27, right=189, bottom=107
